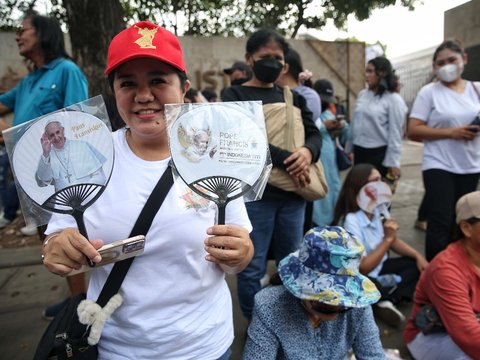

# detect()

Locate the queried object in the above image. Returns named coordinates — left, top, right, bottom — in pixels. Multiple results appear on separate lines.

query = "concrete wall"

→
left=0, top=32, right=365, bottom=121
left=444, top=0, right=480, bottom=48
left=179, top=35, right=365, bottom=115
left=391, top=1, right=480, bottom=110
left=444, top=0, right=480, bottom=81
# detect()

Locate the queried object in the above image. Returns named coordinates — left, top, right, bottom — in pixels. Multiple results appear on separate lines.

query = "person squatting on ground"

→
left=41, top=21, right=254, bottom=359
left=221, top=28, right=322, bottom=321
left=407, top=40, right=480, bottom=261
left=404, top=191, right=480, bottom=360
left=346, top=56, right=407, bottom=181
left=242, top=226, right=385, bottom=360
left=332, top=164, right=428, bottom=327
left=36, top=120, right=107, bottom=192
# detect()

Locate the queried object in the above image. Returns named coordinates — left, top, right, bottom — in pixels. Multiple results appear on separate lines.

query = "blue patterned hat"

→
left=278, top=226, right=380, bottom=308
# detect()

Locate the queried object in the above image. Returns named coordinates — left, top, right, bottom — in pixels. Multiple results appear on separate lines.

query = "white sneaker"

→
left=374, top=300, right=406, bottom=328
left=20, top=223, right=38, bottom=236
left=0, top=217, right=11, bottom=228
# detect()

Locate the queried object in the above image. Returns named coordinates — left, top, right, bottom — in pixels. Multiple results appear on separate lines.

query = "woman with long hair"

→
left=407, top=40, right=480, bottom=261
left=346, top=56, right=407, bottom=180
left=333, top=164, right=428, bottom=327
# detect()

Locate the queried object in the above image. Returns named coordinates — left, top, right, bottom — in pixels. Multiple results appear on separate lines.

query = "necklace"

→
left=52, top=142, right=72, bottom=183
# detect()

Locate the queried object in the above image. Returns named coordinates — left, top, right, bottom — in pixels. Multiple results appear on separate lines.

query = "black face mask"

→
left=252, top=58, right=284, bottom=84
left=231, top=78, right=248, bottom=86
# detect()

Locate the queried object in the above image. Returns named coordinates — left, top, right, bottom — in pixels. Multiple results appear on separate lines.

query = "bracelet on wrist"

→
left=43, top=233, right=59, bottom=248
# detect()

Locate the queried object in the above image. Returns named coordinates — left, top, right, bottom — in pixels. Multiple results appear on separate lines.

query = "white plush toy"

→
left=77, top=294, right=123, bottom=345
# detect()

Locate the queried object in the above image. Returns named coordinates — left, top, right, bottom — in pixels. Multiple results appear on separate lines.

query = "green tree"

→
left=0, top=0, right=417, bottom=98
left=2, top=0, right=418, bottom=37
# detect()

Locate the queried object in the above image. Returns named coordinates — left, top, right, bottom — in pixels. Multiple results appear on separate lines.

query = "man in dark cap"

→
left=223, top=61, right=252, bottom=86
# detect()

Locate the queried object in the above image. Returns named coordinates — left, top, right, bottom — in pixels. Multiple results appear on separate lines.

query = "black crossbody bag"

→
left=33, top=168, right=174, bottom=360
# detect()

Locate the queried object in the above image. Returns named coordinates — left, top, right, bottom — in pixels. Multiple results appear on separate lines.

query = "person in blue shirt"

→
left=0, top=13, right=88, bottom=231
left=0, top=13, right=88, bottom=319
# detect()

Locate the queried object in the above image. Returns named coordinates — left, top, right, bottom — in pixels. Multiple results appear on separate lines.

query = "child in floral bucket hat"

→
left=242, top=226, right=385, bottom=360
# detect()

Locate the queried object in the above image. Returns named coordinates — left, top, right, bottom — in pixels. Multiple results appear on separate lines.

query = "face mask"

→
left=252, top=58, right=283, bottom=84
left=230, top=78, right=248, bottom=86
left=436, top=63, right=463, bottom=83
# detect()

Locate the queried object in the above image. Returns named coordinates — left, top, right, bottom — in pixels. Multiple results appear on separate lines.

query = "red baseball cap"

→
left=105, top=21, right=186, bottom=75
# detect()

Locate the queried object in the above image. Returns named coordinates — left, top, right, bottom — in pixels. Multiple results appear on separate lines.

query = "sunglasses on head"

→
left=308, top=301, right=351, bottom=315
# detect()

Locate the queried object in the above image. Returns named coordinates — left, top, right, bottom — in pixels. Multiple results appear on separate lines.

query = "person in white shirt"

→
left=36, top=120, right=107, bottom=192
left=346, top=56, right=407, bottom=180
left=332, top=163, right=428, bottom=328
left=41, top=21, right=254, bottom=360
left=407, top=40, right=480, bottom=261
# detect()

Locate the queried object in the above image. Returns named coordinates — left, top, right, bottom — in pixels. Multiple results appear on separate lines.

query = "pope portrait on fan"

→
left=35, top=120, right=107, bottom=192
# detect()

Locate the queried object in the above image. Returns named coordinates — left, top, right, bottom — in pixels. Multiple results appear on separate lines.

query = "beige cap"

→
left=456, top=191, right=480, bottom=224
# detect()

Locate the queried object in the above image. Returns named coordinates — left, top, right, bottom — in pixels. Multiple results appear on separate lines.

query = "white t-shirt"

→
left=47, top=129, right=252, bottom=360
left=410, top=81, right=480, bottom=173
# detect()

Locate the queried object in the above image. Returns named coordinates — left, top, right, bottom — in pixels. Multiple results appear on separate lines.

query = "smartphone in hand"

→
left=69, top=235, right=146, bottom=275
left=468, top=116, right=480, bottom=133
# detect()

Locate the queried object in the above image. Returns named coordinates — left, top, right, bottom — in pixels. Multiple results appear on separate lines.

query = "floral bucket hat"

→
left=278, top=226, right=380, bottom=308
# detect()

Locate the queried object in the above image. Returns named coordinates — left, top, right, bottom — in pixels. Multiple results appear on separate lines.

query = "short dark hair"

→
left=24, top=14, right=70, bottom=63
left=367, top=56, right=399, bottom=95
left=433, top=40, right=464, bottom=62
left=246, top=28, right=289, bottom=56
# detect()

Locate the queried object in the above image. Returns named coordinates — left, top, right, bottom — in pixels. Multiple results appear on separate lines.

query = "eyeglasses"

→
left=16, top=27, right=35, bottom=36
left=304, top=300, right=351, bottom=315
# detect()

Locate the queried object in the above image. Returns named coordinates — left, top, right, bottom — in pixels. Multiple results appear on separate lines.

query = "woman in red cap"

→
left=41, top=21, right=253, bottom=360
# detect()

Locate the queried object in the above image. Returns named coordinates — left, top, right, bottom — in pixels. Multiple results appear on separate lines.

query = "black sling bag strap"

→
left=96, top=165, right=174, bottom=307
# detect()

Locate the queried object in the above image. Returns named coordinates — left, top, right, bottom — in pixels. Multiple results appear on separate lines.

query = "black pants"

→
left=417, top=194, right=428, bottom=221
left=373, top=257, right=420, bottom=304
left=423, top=169, right=480, bottom=261
left=353, top=145, right=388, bottom=177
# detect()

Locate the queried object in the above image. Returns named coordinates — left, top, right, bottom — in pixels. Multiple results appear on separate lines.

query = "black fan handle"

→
left=71, top=209, right=95, bottom=267
left=218, top=203, right=226, bottom=225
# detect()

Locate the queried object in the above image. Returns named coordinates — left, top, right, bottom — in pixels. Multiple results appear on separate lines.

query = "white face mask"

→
left=436, top=63, right=463, bottom=83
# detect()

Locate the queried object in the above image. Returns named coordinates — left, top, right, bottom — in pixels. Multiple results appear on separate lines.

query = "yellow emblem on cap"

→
left=134, top=26, right=157, bottom=49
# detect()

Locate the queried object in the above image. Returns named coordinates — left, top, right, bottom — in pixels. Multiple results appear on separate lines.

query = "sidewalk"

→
left=0, top=140, right=426, bottom=359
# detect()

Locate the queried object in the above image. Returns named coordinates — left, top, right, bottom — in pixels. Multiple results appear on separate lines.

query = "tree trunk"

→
left=62, top=0, right=125, bottom=98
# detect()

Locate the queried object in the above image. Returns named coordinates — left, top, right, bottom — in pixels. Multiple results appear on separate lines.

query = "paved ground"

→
left=0, top=140, right=426, bottom=360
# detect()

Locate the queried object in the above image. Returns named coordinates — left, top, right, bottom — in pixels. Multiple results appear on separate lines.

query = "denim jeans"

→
left=237, top=198, right=306, bottom=319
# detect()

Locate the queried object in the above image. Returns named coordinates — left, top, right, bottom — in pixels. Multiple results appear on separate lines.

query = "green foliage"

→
left=0, top=0, right=36, bottom=29
left=0, top=0, right=418, bottom=37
